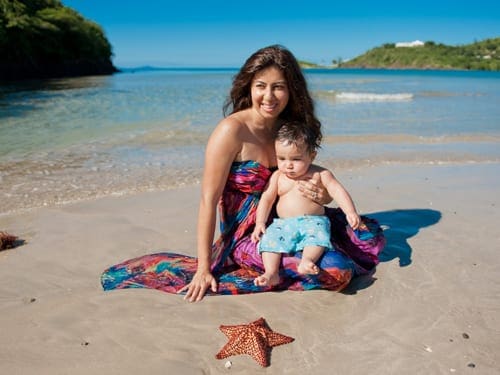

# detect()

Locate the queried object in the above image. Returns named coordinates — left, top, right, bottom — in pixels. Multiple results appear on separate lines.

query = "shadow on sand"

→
left=343, top=208, right=441, bottom=294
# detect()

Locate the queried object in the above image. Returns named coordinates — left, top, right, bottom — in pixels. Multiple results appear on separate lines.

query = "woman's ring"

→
left=313, top=192, right=317, bottom=200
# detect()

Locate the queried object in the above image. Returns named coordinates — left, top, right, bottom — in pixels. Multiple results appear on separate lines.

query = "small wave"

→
left=332, top=91, right=413, bottom=102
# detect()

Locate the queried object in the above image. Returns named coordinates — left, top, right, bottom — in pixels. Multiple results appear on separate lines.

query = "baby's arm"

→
left=251, top=171, right=280, bottom=242
left=320, top=169, right=361, bottom=229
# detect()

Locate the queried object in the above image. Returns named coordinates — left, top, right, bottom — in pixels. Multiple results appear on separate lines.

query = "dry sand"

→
left=1, top=163, right=499, bottom=374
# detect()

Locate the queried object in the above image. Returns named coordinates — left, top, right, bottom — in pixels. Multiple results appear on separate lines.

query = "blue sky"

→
left=62, top=0, right=499, bottom=68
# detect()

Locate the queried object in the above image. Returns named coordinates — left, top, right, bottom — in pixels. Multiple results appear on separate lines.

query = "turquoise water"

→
left=1, top=69, right=499, bottom=214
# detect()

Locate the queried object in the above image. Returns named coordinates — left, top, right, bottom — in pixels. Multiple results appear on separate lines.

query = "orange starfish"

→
left=215, top=317, right=294, bottom=367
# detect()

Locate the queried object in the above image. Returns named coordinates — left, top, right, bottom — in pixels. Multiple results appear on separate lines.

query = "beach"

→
left=1, top=162, right=499, bottom=374
left=1, top=68, right=499, bottom=373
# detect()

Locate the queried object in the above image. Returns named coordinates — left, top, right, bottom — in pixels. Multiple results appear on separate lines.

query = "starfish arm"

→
left=216, top=333, right=249, bottom=358
left=250, top=332, right=270, bottom=367
left=265, top=331, right=295, bottom=347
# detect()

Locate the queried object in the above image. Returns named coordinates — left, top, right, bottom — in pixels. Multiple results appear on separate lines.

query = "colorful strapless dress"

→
left=101, top=160, right=385, bottom=295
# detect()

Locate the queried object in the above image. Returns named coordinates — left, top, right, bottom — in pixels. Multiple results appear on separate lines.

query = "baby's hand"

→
left=346, top=213, right=361, bottom=230
left=251, top=223, right=266, bottom=243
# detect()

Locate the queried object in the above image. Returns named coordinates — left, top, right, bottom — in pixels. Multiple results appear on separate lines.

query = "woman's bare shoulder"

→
left=206, top=113, right=251, bottom=160
left=214, top=112, right=249, bottom=136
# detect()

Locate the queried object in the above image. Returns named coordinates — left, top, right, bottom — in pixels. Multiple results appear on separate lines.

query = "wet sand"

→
left=0, top=163, right=499, bottom=374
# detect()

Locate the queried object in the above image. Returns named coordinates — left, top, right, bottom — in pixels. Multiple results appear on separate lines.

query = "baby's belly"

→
left=276, top=198, right=325, bottom=218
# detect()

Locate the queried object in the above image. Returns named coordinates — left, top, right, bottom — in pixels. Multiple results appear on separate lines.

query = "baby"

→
left=251, top=120, right=361, bottom=286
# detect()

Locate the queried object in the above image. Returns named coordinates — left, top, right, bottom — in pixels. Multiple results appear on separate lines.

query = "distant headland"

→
left=303, top=37, right=499, bottom=71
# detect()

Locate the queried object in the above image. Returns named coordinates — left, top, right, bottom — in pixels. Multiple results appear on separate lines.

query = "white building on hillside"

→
left=395, top=40, right=425, bottom=47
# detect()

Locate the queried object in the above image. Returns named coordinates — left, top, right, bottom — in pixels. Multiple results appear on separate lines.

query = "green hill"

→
left=340, top=38, right=500, bottom=71
left=0, top=0, right=117, bottom=81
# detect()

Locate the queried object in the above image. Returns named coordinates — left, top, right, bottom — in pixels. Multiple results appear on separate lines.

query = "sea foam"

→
left=333, top=91, right=413, bottom=102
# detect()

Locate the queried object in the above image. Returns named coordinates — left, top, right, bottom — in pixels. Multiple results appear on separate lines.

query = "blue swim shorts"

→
left=258, top=215, right=333, bottom=254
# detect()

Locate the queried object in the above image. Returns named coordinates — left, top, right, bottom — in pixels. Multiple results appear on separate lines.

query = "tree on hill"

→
left=341, top=37, right=500, bottom=71
left=0, top=0, right=118, bottom=81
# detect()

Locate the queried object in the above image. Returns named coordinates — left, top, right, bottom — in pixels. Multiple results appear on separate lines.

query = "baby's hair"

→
left=274, top=120, right=321, bottom=154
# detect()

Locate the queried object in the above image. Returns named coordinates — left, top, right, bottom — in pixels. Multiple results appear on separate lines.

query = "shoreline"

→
left=2, top=157, right=499, bottom=217
left=1, top=162, right=499, bottom=374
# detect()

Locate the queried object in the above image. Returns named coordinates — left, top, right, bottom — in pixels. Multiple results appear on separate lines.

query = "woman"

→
left=101, top=45, right=385, bottom=301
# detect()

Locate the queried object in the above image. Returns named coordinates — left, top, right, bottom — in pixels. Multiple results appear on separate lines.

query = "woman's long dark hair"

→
left=223, top=45, right=322, bottom=145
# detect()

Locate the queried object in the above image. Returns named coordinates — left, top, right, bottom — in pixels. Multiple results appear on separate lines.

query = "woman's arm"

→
left=179, top=119, right=242, bottom=302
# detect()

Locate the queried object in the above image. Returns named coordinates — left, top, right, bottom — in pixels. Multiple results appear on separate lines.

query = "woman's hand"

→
left=298, top=172, right=332, bottom=205
left=177, top=269, right=217, bottom=302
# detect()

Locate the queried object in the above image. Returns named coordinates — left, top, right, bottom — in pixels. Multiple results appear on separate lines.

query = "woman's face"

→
left=250, top=66, right=289, bottom=120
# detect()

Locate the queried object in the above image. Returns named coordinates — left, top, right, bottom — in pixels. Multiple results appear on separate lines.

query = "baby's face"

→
left=275, top=140, right=315, bottom=179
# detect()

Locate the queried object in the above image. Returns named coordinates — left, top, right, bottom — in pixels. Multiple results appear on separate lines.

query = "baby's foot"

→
left=254, top=272, right=280, bottom=287
left=297, top=259, right=320, bottom=275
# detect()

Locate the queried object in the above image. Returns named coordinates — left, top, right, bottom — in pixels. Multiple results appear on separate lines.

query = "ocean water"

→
left=1, top=68, right=499, bottom=214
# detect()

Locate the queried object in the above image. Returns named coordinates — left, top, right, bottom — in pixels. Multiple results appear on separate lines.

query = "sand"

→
left=1, top=163, right=499, bottom=374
